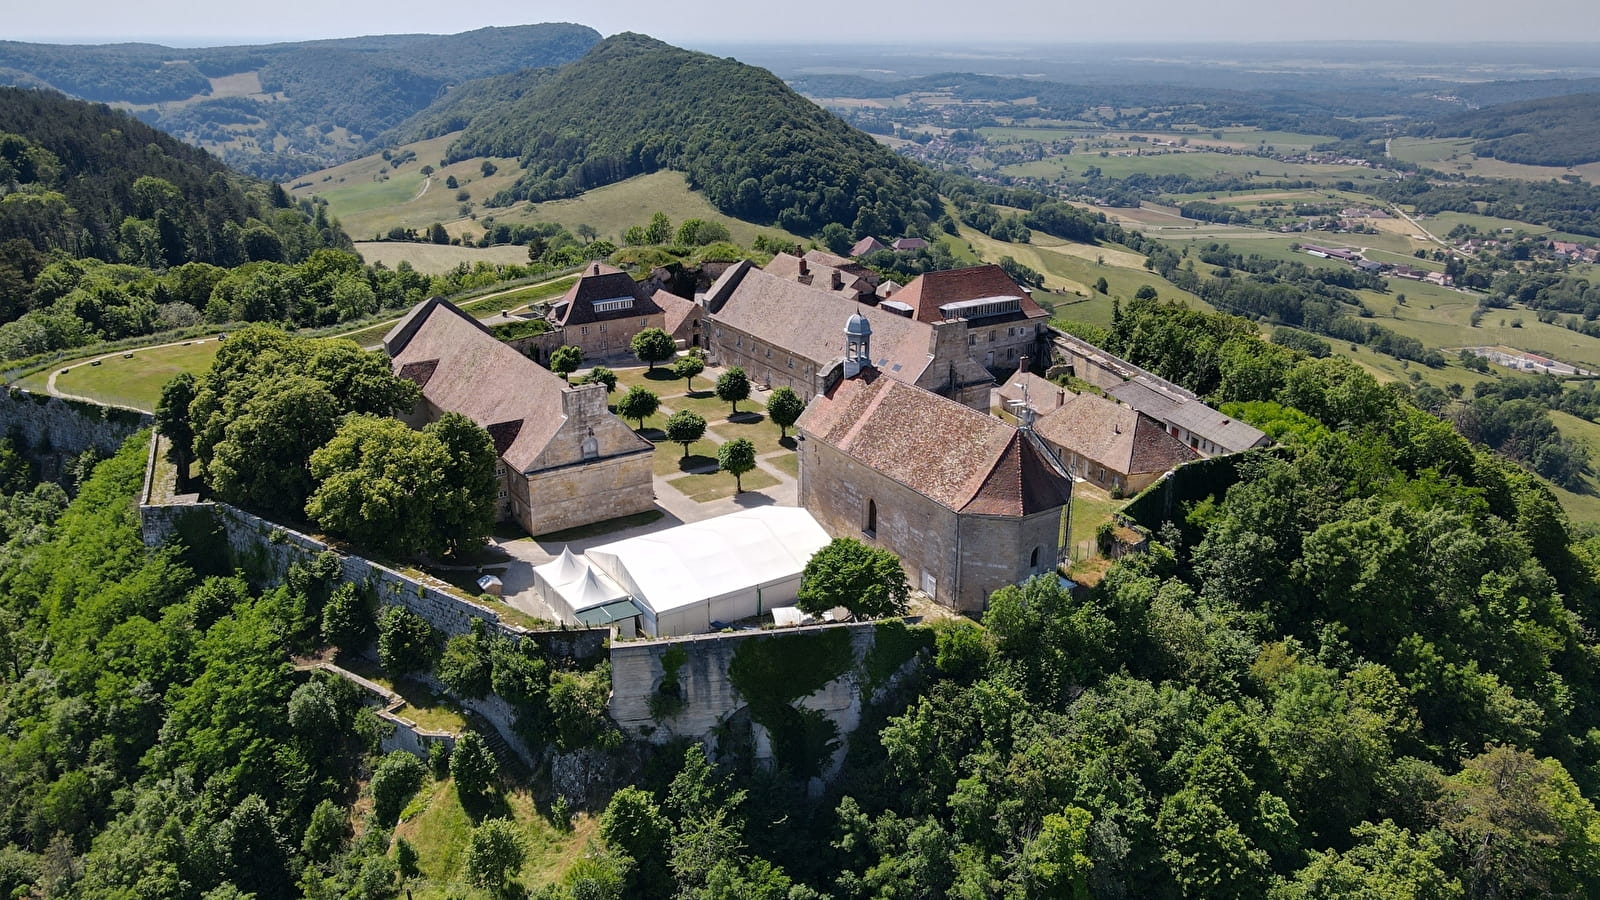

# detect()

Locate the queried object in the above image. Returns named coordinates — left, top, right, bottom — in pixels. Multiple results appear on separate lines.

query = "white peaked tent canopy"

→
left=584, top=507, right=833, bottom=637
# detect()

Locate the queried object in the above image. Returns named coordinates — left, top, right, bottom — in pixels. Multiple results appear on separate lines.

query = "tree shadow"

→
left=686, top=389, right=715, bottom=399
left=644, top=368, right=680, bottom=382
left=729, top=411, right=766, bottom=425
left=677, top=454, right=719, bottom=473
left=778, top=436, right=797, bottom=451
left=460, top=785, right=514, bottom=825
left=638, top=427, right=666, bottom=441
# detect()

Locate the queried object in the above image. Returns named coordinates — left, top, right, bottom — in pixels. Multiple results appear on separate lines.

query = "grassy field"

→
left=290, top=133, right=807, bottom=250
left=41, top=340, right=222, bottom=411
left=1388, top=137, right=1600, bottom=183
left=394, top=776, right=599, bottom=897
left=354, top=241, right=537, bottom=274
left=1001, top=150, right=1376, bottom=184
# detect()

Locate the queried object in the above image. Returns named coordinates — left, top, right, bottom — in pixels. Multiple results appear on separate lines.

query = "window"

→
left=787, top=358, right=794, bottom=368
left=495, top=464, right=506, bottom=477
left=1030, top=546, right=1040, bottom=568
left=864, top=499, right=877, bottom=537
left=580, top=326, right=589, bottom=336
left=591, top=297, right=634, bottom=313
left=765, top=347, right=772, bottom=358
left=988, top=330, right=996, bottom=342
left=497, top=489, right=508, bottom=500
left=598, top=323, right=605, bottom=333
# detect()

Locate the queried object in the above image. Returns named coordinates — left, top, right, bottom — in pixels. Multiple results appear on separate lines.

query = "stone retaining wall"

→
left=0, top=388, right=151, bottom=482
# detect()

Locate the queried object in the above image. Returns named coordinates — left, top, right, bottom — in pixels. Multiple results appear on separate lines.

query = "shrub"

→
left=371, top=751, right=426, bottom=826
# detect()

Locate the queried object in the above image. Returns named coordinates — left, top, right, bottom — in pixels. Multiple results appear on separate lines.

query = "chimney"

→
left=798, top=259, right=810, bottom=280
left=592, top=263, right=600, bottom=275
left=831, top=271, right=843, bottom=290
left=1017, top=355, right=1031, bottom=376
left=1057, top=388, right=1066, bottom=406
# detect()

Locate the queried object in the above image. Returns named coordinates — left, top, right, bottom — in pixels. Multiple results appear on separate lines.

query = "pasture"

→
left=1388, top=137, right=1600, bottom=183
left=354, top=241, right=538, bottom=274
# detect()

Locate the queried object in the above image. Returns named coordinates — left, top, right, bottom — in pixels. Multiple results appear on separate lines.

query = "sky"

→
left=8, top=0, right=1600, bottom=46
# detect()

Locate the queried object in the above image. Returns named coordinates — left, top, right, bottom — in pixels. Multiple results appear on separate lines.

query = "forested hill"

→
left=0, top=87, right=333, bottom=270
left=1417, top=92, right=1600, bottom=167
left=0, top=24, right=601, bottom=179
left=440, top=33, right=942, bottom=237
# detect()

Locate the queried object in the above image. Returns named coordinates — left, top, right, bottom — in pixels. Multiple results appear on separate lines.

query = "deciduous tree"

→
left=631, top=327, right=676, bottom=372
left=617, top=385, right=660, bottom=429
left=665, top=409, right=707, bottom=458
left=549, top=344, right=583, bottom=382
left=717, top=437, right=756, bottom=492
left=798, top=537, right=909, bottom=619
left=673, top=352, right=705, bottom=391
left=766, top=386, right=804, bottom=438
left=716, top=367, right=750, bottom=415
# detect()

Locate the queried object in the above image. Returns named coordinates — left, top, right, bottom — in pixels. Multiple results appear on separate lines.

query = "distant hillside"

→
left=436, top=33, right=941, bottom=237
left=0, top=86, right=330, bottom=268
left=1419, top=93, right=1600, bottom=168
left=0, top=24, right=601, bottom=179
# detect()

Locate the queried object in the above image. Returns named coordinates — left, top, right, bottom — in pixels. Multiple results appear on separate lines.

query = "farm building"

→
left=578, top=507, right=833, bottom=637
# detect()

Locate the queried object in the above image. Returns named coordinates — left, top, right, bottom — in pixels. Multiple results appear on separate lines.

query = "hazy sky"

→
left=9, top=0, right=1600, bottom=45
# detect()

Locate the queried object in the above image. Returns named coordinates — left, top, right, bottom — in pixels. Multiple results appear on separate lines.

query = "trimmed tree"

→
left=715, top=367, right=751, bottom=416
left=377, top=606, right=438, bottom=675
left=582, top=366, right=617, bottom=393
left=672, top=352, right=705, bottom=392
left=767, top=386, right=805, bottom=438
left=550, top=344, right=583, bottom=382
left=664, top=409, right=707, bottom=458
left=154, top=372, right=197, bottom=486
left=616, top=386, right=660, bottom=429
left=797, top=537, right=910, bottom=619
left=717, top=437, right=757, bottom=493
left=631, top=327, right=677, bottom=372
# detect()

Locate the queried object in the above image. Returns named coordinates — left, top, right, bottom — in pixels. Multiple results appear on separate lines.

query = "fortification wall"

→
left=610, top=621, right=925, bottom=779
left=0, top=388, right=151, bottom=481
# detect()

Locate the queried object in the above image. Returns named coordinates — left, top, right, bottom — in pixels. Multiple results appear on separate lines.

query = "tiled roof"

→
left=706, top=262, right=937, bottom=385
left=551, top=261, right=663, bottom=327
left=997, top=372, right=1071, bottom=415
left=850, top=236, right=887, bottom=257
left=892, top=264, right=1049, bottom=324
left=892, top=237, right=929, bottom=251
left=654, top=290, right=699, bottom=340
left=797, top=369, right=1072, bottom=516
left=388, top=297, right=647, bottom=472
left=1034, top=392, right=1198, bottom=476
left=1107, top=376, right=1267, bottom=453
left=763, top=252, right=876, bottom=297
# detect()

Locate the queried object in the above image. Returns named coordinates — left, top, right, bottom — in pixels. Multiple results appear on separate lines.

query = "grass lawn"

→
left=767, top=452, right=800, bottom=477
left=354, top=241, right=535, bottom=275
left=669, top=391, right=763, bottom=424
left=394, top=777, right=599, bottom=896
left=653, top=440, right=721, bottom=477
left=335, top=658, right=469, bottom=732
left=533, top=509, right=664, bottom=543
left=1067, top=483, right=1123, bottom=562
left=707, top=411, right=790, bottom=457
left=49, top=340, right=222, bottom=411
left=459, top=277, right=577, bottom=314
left=393, top=702, right=468, bottom=733
left=667, top=467, right=780, bottom=502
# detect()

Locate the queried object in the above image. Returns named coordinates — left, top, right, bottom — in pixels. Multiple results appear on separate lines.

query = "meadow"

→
left=1388, top=137, right=1600, bottom=183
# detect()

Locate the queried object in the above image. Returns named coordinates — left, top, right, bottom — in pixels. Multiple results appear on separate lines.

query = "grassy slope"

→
left=1389, top=136, right=1600, bottom=183
left=289, top=135, right=806, bottom=249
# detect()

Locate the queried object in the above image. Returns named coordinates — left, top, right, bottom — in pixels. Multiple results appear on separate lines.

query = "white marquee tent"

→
left=584, top=507, right=832, bottom=636
left=533, top=546, right=640, bottom=636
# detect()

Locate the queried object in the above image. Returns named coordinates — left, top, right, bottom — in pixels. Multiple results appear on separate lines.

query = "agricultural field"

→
left=1388, top=136, right=1600, bottom=183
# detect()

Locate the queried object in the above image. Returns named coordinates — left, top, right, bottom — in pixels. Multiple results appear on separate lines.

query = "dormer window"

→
left=592, top=297, right=635, bottom=314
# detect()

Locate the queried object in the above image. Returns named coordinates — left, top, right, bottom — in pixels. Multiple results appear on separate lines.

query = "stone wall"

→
left=609, top=621, right=924, bottom=779
left=0, top=388, right=151, bottom=482
left=1050, top=330, right=1199, bottom=400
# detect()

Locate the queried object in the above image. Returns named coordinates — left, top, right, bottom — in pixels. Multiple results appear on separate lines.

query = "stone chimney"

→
left=831, top=271, right=843, bottom=290
left=1057, top=388, right=1066, bottom=406
left=592, top=263, right=600, bottom=275
left=798, top=259, right=809, bottom=277
left=1017, top=355, right=1031, bottom=376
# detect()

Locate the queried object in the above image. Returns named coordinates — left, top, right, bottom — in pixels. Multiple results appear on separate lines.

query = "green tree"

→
left=673, top=352, right=705, bottom=391
left=321, top=582, right=374, bottom=651
left=820, top=223, right=852, bottom=255
left=377, top=606, right=437, bottom=676
left=715, top=367, right=751, bottom=415
left=1095, top=276, right=1109, bottom=294
left=631, top=327, right=677, bottom=372
left=438, top=632, right=492, bottom=698
left=717, top=437, right=757, bottom=493
left=550, top=344, right=584, bottom=382
left=451, top=731, right=499, bottom=798
left=1020, top=806, right=1095, bottom=899
left=370, top=751, right=426, bottom=826
left=154, top=372, right=197, bottom=485
left=464, top=817, right=526, bottom=895
left=617, top=385, right=661, bottom=429
left=797, top=537, right=909, bottom=618
left=601, top=786, right=672, bottom=896
left=665, top=409, right=707, bottom=458
left=766, top=386, right=805, bottom=438
left=428, top=222, right=449, bottom=245
left=645, top=211, right=673, bottom=244
left=301, top=799, right=349, bottom=863
left=582, top=365, right=617, bottom=393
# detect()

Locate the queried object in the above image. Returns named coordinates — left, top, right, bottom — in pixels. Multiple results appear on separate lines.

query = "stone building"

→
left=796, top=315, right=1074, bottom=613
left=890, top=264, right=1052, bottom=373
left=764, top=249, right=881, bottom=302
left=1032, top=392, right=1198, bottom=495
left=384, top=296, right=654, bottom=536
left=545, top=262, right=666, bottom=363
left=1107, top=376, right=1269, bottom=457
left=703, top=260, right=994, bottom=410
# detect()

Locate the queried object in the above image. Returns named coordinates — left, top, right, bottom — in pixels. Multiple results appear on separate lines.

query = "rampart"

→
left=0, top=388, right=151, bottom=481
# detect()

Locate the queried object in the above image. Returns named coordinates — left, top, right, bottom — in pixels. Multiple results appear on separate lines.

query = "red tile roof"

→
left=386, top=297, right=649, bottom=472
left=797, top=369, right=1072, bottom=516
left=1034, top=392, right=1197, bottom=477
left=850, top=236, right=887, bottom=257
left=891, top=264, right=1048, bottom=324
